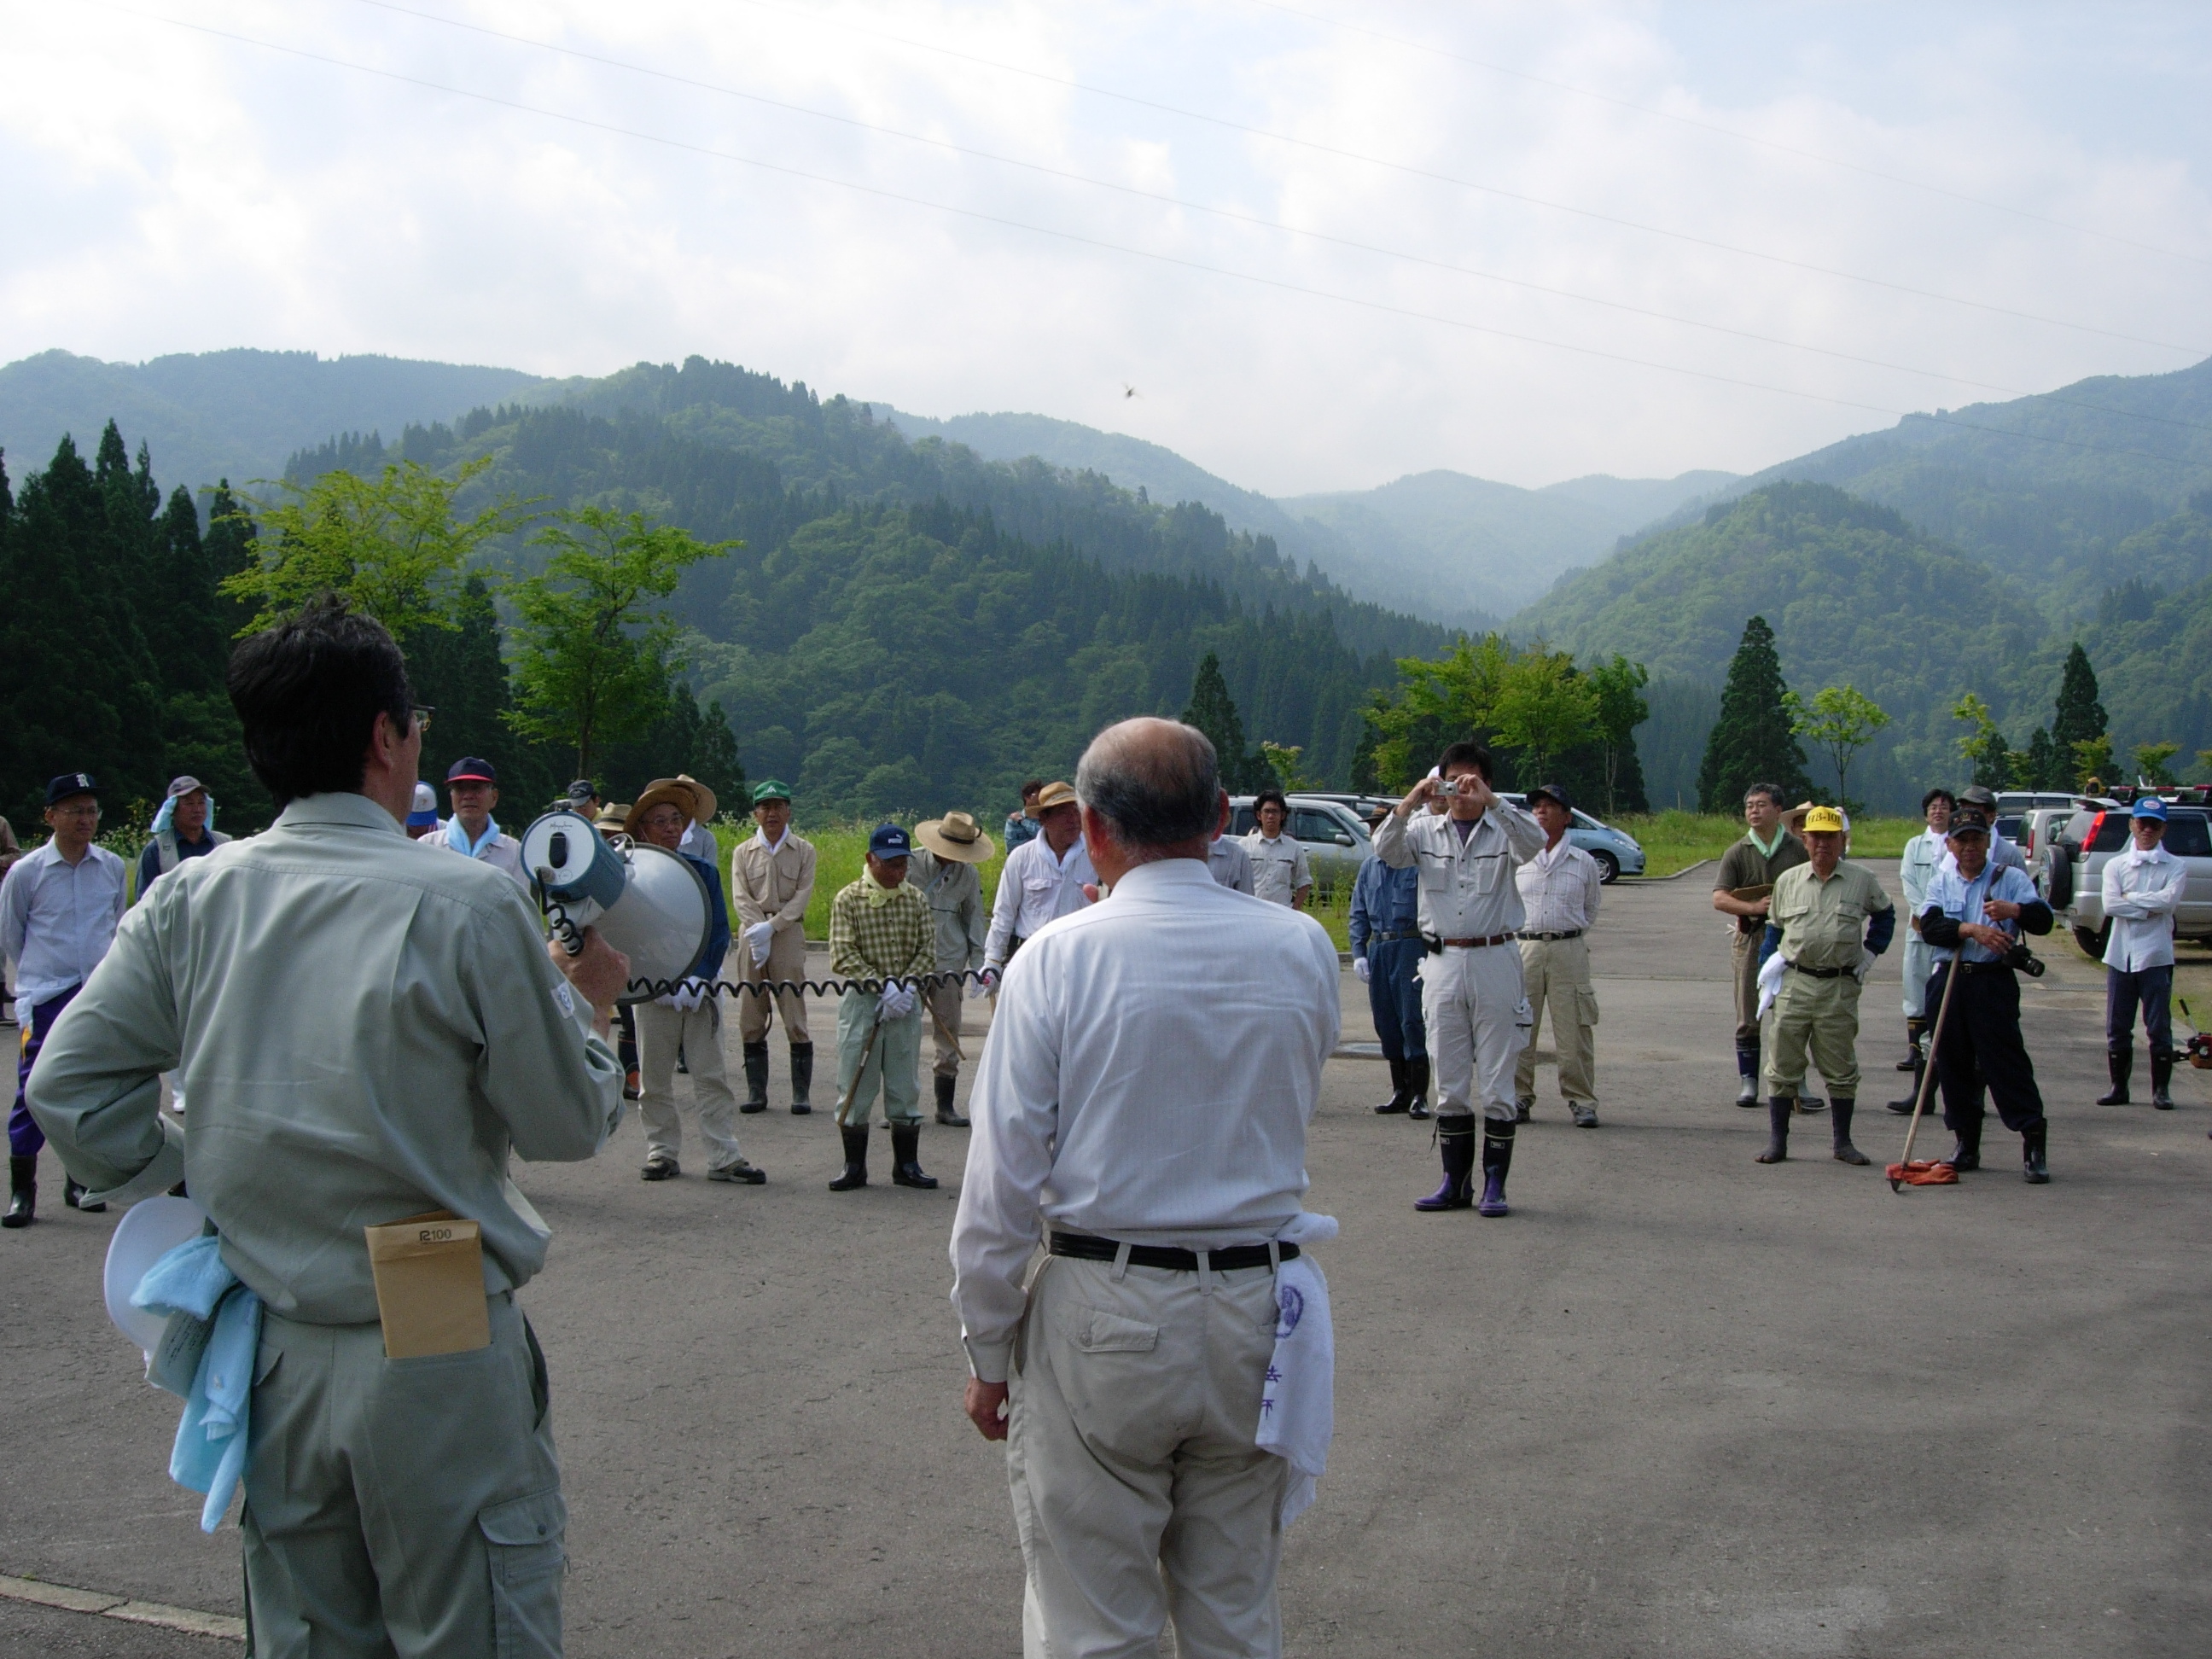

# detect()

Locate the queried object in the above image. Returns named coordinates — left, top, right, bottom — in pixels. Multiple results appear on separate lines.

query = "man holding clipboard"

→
left=1710, top=783, right=1807, bottom=1109
left=27, top=597, right=629, bottom=1657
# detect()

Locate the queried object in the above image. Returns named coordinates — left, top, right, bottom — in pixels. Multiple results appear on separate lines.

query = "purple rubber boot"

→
left=1413, top=1117, right=1476, bottom=1211
left=1476, top=1118, right=1516, bottom=1217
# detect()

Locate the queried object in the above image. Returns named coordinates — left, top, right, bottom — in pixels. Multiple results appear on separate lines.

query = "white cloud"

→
left=2, top=0, right=2206, bottom=492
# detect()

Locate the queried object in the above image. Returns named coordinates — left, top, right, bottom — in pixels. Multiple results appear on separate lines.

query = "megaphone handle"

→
left=537, top=873, right=586, bottom=955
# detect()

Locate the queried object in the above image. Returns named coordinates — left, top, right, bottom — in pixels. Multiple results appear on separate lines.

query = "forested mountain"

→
left=0, top=349, right=548, bottom=500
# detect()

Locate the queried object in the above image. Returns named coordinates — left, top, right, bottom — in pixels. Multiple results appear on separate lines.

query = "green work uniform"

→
left=26, top=791, right=624, bottom=1657
left=829, top=873, right=934, bottom=1126
left=1761, top=860, right=1893, bottom=1099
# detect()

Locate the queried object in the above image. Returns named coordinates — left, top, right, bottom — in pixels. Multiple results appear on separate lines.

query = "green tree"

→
left=2050, top=643, right=2108, bottom=768
left=2023, top=725, right=2065, bottom=789
left=1785, top=684, right=1890, bottom=815
left=1362, top=634, right=1513, bottom=791
left=505, top=506, right=737, bottom=778
left=1492, top=648, right=1598, bottom=782
left=224, top=457, right=530, bottom=636
left=1587, top=655, right=1650, bottom=817
left=1696, top=617, right=1812, bottom=812
left=1258, top=741, right=1310, bottom=793
left=2134, top=742, right=2181, bottom=787
left=2071, top=734, right=2114, bottom=793
left=1181, top=652, right=1270, bottom=791
left=1952, top=693, right=2017, bottom=789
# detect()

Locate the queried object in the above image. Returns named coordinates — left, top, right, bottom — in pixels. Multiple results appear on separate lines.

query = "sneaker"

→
left=1571, top=1104, right=1598, bottom=1128
left=640, top=1156, right=679, bottom=1181
left=708, top=1160, right=765, bottom=1185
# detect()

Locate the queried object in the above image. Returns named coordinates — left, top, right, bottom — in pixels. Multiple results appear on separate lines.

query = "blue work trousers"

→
left=2105, top=964, right=2174, bottom=1058
left=1366, top=937, right=1428, bottom=1063
left=12, top=986, right=79, bottom=1158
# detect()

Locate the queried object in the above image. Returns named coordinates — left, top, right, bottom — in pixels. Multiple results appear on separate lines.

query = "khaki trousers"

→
left=634, top=998, right=746, bottom=1171
left=1008, top=1255, right=1288, bottom=1659
left=1732, top=926, right=1763, bottom=1051
left=1419, top=943, right=1530, bottom=1121
left=1762, top=968, right=1865, bottom=1097
left=737, top=923, right=812, bottom=1046
left=1514, top=934, right=1598, bottom=1107
left=244, top=1294, right=565, bottom=1658
left=926, top=977, right=966, bottom=1079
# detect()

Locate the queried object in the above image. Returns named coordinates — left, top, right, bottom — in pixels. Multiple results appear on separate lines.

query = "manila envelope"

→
left=1730, top=883, right=1774, bottom=904
left=365, top=1210, right=491, bottom=1359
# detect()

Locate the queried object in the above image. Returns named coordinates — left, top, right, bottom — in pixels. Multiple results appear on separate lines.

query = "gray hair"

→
left=1075, top=719, right=1219, bottom=848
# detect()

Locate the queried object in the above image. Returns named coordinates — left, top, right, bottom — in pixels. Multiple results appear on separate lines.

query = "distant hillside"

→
left=0, top=348, right=549, bottom=492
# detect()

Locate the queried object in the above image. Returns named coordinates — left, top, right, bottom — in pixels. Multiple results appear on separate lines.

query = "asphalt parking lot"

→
left=2, top=864, right=2207, bottom=1656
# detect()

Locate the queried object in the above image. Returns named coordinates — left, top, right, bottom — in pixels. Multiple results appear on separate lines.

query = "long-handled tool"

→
left=1889, top=952, right=1964, bottom=1190
left=835, top=998, right=890, bottom=1128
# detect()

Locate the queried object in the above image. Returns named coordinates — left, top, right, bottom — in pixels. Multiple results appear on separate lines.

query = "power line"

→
left=110, top=5, right=2208, bottom=474
left=327, top=0, right=2212, bottom=443
left=1241, top=0, right=2212, bottom=271
left=729, top=0, right=2209, bottom=358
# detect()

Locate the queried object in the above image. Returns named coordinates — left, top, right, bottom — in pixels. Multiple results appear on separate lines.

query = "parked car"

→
left=1496, top=795, right=1646, bottom=882
left=2018, top=806, right=2075, bottom=862
left=1225, top=795, right=1373, bottom=890
left=2037, top=800, right=2212, bottom=957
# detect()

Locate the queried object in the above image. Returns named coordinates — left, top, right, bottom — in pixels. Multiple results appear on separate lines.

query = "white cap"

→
left=413, top=783, right=438, bottom=813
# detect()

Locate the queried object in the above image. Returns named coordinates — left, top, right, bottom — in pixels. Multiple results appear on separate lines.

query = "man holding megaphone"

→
left=26, top=596, right=629, bottom=1657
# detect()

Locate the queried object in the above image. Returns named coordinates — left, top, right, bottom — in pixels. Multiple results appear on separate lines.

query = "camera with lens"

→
left=2003, top=943, right=2046, bottom=978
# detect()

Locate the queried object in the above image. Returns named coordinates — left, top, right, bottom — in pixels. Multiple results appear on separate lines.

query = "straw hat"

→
left=595, top=803, right=632, bottom=835
left=1033, top=780, right=1079, bottom=812
left=915, top=809, right=996, bottom=864
left=674, top=772, right=718, bottom=824
left=627, top=777, right=709, bottom=836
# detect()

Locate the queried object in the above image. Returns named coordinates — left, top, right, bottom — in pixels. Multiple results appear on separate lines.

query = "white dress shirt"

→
left=1900, top=828, right=1945, bottom=921
left=0, top=840, right=128, bottom=1009
left=984, top=835, right=1097, bottom=968
left=951, top=859, right=1342, bottom=1382
left=1208, top=835, right=1255, bottom=894
left=1373, top=799, right=1546, bottom=940
left=678, top=820, right=717, bottom=864
left=1243, top=831, right=1311, bottom=906
left=2101, top=841, right=2186, bottom=972
left=1515, top=835, right=1603, bottom=935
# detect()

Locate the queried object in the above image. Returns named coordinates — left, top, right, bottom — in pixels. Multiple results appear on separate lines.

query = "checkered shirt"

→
left=830, top=877, right=934, bottom=982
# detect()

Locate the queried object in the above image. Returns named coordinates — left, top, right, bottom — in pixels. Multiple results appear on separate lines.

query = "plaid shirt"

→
left=830, top=877, right=934, bottom=982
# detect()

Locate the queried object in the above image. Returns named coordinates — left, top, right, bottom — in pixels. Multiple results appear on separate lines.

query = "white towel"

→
left=1254, top=1212, right=1336, bottom=1528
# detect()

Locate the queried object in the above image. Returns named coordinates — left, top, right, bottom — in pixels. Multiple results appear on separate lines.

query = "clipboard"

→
left=364, top=1209, right=491, bottom=1359
left=1730, top=884, right=1774, bottom=903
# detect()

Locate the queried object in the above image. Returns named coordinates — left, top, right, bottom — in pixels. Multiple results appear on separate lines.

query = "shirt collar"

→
left=276, top=792, right=406, bottom=836
left=1108, top=858, right=1214, bottom=897
left=1744, top=824, right=1786, bottom=859
left=756, top=828, right=790, bottom=853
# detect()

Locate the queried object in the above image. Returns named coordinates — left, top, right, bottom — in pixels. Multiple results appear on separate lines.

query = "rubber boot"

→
left=2151, top=1052, right=2176, bottom=1111
left=64, top=1178, right=104, bottom=1214
left=3, top=1155, right=33, bottom=1229
left=1895, top=1017, right=1925, bottom=1071
left=1406, top=1056, right=1431, bottom=1120
left=1413, top=1118, right=1476, bottom=1211
left=1831, top=1097, right=1870, bottom=1165
left=828, top=1125, right=869, bottom=1190
left=890, top=1123, right=939, bottom=1189
left=789, top=1044, right=814, bottom=1115
left=1735, top=1045, right=1761, bottom=1107
left=2022, top=1121, right=2050, bottom=1184
left=1948, top=1118, right=1982, bottom=1173
left=935, top=1074, right=969, bottom=1127
left=1374, top=1056, right=1410, bottom=1115
left=1476, top=1119, right=1516, bottom=1217
left=740, top=1040, right=771, bottom=1114
left=2096, top=1048, right=2131, bottom=1105
left=1753, top=1096, right=1790, bottom=1162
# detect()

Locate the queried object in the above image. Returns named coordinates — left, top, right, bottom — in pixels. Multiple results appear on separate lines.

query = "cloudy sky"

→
left=4, top=1, right=2209, bottom=494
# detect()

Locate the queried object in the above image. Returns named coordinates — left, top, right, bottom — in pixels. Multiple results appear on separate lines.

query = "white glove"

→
left=1855, top=946, right=1877, bottom=982
left=878, top=982, right=916, bottom=1019
left=1755, top=951, right=1787, bottom=1020
left=1353, top=957, right=1371, bottom=984
left=677, top=977, right=713, bottom=1011
left=744, top=920, right=774, bottom=965
left=970, top=968, right=998, bottom=998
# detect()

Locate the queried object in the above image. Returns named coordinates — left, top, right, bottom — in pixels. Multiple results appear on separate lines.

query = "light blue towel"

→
left=131, top=1235, right=262, bottom=1532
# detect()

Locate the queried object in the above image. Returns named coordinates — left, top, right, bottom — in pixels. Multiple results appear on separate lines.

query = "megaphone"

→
left=519, top=810, right=715, bottom=1004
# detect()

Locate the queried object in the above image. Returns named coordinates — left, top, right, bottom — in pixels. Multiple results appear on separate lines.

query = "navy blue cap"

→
left=46, top=772, right=98, bottom=806
left=446, top=757, right=497, bottom=784
left=1526, top=782, right=1573, bottom=813
left=2133, top=796, right=2168, bottom=821
left=869, top=823, right=912, bottom=859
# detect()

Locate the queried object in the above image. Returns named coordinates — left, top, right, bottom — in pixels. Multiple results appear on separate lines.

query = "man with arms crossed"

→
left=952, top=719, right=1340, bottom=1659
left=2097, top=796, right=2187, bottom=1109
left=28, top=597, right=628, bottom=1656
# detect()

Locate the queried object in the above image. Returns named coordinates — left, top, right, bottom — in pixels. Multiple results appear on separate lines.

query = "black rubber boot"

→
left=789, top=1044, right=814, bottom=1115
left=1755, top=1097, right=1790, bottom=1163
left=1831, top=1097, right=1870, bottom=1165
left=2, top=1155, right=32, bottom=1229
left=828, top=1125, right=869, bottom=1190
left=2151, top=1052, right=2176, bottom=1111
left=1948, top=1119, right=1982, bottom=1173
left=1476, top=1119, right=1515, bottom=1216
left=890, top=1123, right=939, bottom=1188
left=63, top=1178, right=103, bottom=1214
left=1406, top=1057, right=1431, bottom=1120
left=1413, top=1118, right=1476, bottom=1211
left=2097, top=1048, right=2131, bottom=1105
left=1895, top=1017, right=1925, bottom=1071
left=1374, top=1056, right=1411, bottom=1115
left=1735, top=1044, right=1761, bottom=1107
left=2022, top=1121, right=2050, bottom=1184
left=935, top=1074, right=969, bottom=1127
left=740, top=1040, right=771, bottom=1114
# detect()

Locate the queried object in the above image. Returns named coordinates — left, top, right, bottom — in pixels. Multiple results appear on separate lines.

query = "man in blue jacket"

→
left=1349, top=807, right=1429, bottom=1118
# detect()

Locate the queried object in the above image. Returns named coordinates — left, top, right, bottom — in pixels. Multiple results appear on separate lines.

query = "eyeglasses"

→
left=412, top=706, right=436, bottom=734
left=49, top=803, right=100, bottom=820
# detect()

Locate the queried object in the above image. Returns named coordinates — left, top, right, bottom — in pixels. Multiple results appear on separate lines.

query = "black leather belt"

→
left=1786, top=960, right=1849, bottom=979
left=1050, top=1231, right=1298, bottom=1272
left=1370, top=927, right=1421, bottom=942
left=1518, top=928, right=1584, bottom=941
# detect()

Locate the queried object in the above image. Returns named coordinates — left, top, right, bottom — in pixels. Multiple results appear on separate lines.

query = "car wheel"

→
left=1592, top=850, right=1620, bottom=885
left=2072, top=923, right=2108, bottom=960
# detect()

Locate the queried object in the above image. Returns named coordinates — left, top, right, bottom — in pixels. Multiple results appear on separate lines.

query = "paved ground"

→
left=3, top=866, right=2209, bottom=1656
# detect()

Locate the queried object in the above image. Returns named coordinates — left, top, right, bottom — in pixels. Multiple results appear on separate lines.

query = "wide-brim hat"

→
left=596, top=803, right=632, bottom=835
left=1033, top=780, right=1079, bottom=813
left=916, top=810, right=996, bottom=864
left=674, top=773, right=718, bottom=824
left=626, top=779, right=707, bottom=836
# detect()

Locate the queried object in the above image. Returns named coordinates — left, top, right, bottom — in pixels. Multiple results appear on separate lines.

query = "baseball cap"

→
left=446, top=757, right=497, bottom=784
left=1802, top=805, right=1845, bottom=833
left=1525, top=783, right=1573, bottom=813
left=751, top=779, right=793, bottom=805
left=563, top=779, right=597, bottom=806
left=45, top=772, right=97, bottom=806
left=869, top=823, right=913, bottom=859
left=164, top=775, right=207, bottom=801
left=2132, top=796, right=2168, bottom=821
left=1949, top=806, right=1990, bottom=835
left=407, top=783, right=439, bottom=828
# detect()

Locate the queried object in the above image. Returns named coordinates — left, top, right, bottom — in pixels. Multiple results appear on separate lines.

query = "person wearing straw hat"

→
left=1751, top=804, right=1895, bottom=1167
left=909, top=809, right=995, bottom=1126
left=827, top=825, right=938, bottom=1191
left=625, top=784, right=759, bottom=1185
left=731, top=780, right=818, bottom=1115
left=134, top=775, right=230, bottom=902
left=985, top=780, right=1094, bottom=977
left=671, top=772, right=719, bottom=864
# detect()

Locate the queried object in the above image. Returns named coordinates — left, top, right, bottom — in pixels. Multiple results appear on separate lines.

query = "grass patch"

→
left=1611, top=812, right=1922, bottom=879
left=710, top=820, right=1008, bottom=940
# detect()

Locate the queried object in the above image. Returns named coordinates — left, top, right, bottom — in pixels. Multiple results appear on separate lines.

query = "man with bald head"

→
left=952, top=717, right=1342, bottom=1659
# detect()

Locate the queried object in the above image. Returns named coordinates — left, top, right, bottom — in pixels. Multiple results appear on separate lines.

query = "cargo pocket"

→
left=479, top=1487, right=566, bottom=1659
left=1576, top=986, right=1601, bottom=1028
